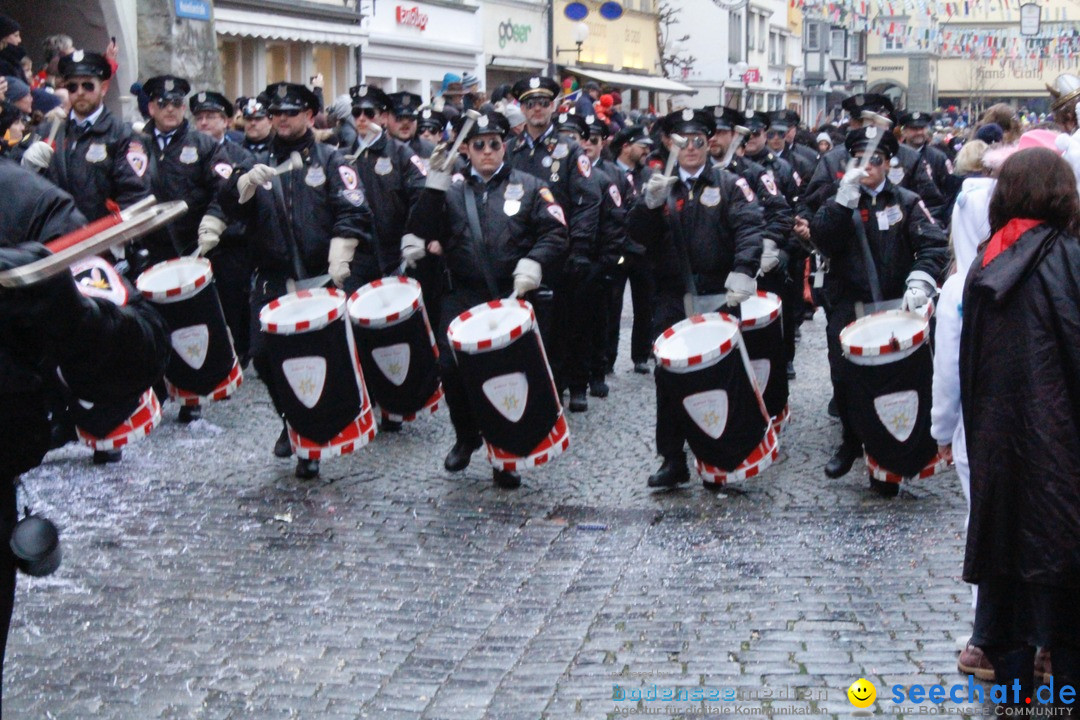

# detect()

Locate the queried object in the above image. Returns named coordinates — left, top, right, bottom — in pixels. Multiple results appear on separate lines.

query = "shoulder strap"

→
left=462, top=182, right=501, bottom=298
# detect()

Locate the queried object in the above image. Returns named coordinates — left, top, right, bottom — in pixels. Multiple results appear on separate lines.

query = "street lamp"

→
left=556, top=22, right=590, bottom=64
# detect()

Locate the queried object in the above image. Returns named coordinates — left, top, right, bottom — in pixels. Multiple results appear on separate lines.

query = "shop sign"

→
left=396, top=5, right=429, bottom=30
left=497, top=19, right=533, bottom=49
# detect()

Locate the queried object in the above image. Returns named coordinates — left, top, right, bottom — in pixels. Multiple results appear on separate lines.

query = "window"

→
left=758, top=15, right=767, bottom=51
left=831, top=29, right=848, bottom=58
left=804, top=21, right=821, bottom=51
left=883, top=24, right=905, bottom=51
left=770, top=31, right=787, bottom=66
left=852, top=32, right=867, bottom=62
left=748, top=12, right=757, bottom=54
left=729, top=12, right=743, bottom=62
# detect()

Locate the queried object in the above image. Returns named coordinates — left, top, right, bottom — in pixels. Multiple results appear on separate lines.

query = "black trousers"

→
left=0, top=478, right=17, bottom=714
left=651, top=293, right=689, bottom=458
left=824, top=300, right=861, bottom=447
left=208, top=246, right=252, bottom=362
left=606, top=255, right=656, bottom=368
left=549, top=267, right=604, bottom=393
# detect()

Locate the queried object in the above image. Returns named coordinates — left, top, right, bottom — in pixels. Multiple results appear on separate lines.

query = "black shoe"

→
left=827, top=397, right=840, bottom=418
left=274, top=424, right=293, bottom=458
left=589, top=376, right=609, bottom=398
left=569, top=390, right=588, bottom=412
left=49, top=420, right=77, bottom=450
left=493, top=468, right=521, bottom=489
left=444, top=437, right=482, bottom=472
left=380, top=418, right=403, bottom=433
left=794, top=326, right=802, bottom=342
left=604, top=365, right=615, bottom=376
left=786, top=361, right=797, bottom=380
left=647, top=455, right=690, bottom=488
left=633, top=361, right=650, bottom=374
left=178, top=405, right=201, bottom=424
left=92, top=449, right=122, bottom=465
left=824, top=441, right=861, bottom=478
left=870, top=478, right=900, bottom=497
left=295, top=458, right=319, bottom=479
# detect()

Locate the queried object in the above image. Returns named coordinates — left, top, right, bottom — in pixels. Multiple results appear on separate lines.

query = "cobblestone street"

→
left=7, top=305, right=978, bottom=719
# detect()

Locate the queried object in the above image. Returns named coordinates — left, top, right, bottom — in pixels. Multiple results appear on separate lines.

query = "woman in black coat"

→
left=960, top=147, right=1080, bottom=703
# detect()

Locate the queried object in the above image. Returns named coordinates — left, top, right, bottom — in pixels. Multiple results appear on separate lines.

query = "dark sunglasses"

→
left=855, top=154, right=886, bottom=167
left=65, top=80, right=98, bottom=94
left=522, top=98, right=551, bottom=109
left=585, top=136, right=603, bottom=144
left=470, top=138, right=503, bottom=151
left=766, top=130, right=785, bottom=139
left=682, top=136, right=708, bottom=149
left=352, top=106, right=378, bottom=119
left=154, top=98, right=185, bottom=109
left=748, top=129, right=764, bottom=137
left=268, top=108, right=302, bottom=118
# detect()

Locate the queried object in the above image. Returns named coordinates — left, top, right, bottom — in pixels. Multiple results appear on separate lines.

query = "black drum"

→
left=739, top=291, right=789, bottom=427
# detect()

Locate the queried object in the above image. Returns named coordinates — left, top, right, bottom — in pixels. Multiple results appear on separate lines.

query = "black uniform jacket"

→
left=810, top=179, right=948, bottom=304
left=627, top=165, right=764, bottom=295
left=721, top=155, right=795, bottom=257
left=46, top=106, right=152, bottom=222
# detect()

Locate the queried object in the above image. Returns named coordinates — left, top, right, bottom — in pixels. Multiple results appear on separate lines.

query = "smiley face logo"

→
left=848, top=678, right=877, bottom=709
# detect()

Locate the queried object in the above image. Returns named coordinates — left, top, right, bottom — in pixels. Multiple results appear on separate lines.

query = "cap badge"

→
left=164, top=79, right=175, bottom=92
left=478, top=116, right=489, bottom=128
left=855, top=94, right=864, bottom=105
left=682, top=108, right=693, bottom=121
left=866, top=126, right=878, bottom=139
left=198, top=92, right=206, bottom=102
left=278, top=85, right=288, bottom=98
left=530, top=78, right=540, bottom=89
left=72, top=50, right=84, bottom=62
left=586, top=115, right=595, bottom=124
left=913, top=112, right=921, bottom=120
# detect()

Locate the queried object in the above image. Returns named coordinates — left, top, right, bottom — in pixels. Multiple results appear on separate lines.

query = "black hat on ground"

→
left=555, top=110, right=589, bottom=138
left=661, top=107, right=716, bottom=137
left=842, top=93, right=895, bottom=121
left=350, top=84, right=391, bottom=111
left=190, top=91, right=233, bottom=117
left=844, top=125, right=899, bottom=158
left=58, top=50, right=112, bottom=80
left=264, top=82, right=320, bottom=113
left=454, top=109, right=510, bottom=141
left=143, top=75, right=191, bottom=102
left=898, top=110, right=932, bottom=128
left=511, top=76, right=560, bottom=102
left=388, top=91, right=423, bottom=117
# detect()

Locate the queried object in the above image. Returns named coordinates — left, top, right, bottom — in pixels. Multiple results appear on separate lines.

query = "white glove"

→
left=328, top=237, right=359, bottom=288
left=643, top=173, right=678, bottom=210
left=1056, top=130, right=1080, bottom=191
left=237, top=164, right=275, bottom=204
left=512, top=257, right=542, bottom=298
left=724, top=271, right=756, bottom=307
left=760, top=238, right=780, bottom=274
left=835, top=166, right=868, bottom=209
left=425, top=143, right=454, bottom=191
left=197, top=215, right=226, bottom=257
left=400, top=233, right=426, bottom=268
left=21, top=141, right=54, bottom=172
left=901, top=272, right=936, bottom=312
left=44, top=106, right=67, bottom=124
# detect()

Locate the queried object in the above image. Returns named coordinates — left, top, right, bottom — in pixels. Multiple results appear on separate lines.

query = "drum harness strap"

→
left=665, top=190, right=699, bottom=318
left=851, top=204, right=884, bottom=304
left=271, top=162, right=309, bottom=281
left=462, top=182, right=502, bottom=299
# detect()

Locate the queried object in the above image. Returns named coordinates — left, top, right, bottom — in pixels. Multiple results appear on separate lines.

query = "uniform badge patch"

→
left=700, top=186, right=721, bottom=207
left=541, top=156, right=553, bottom=168
left=734, top=177, right=756, bottom=202
left=792, top=170, right=802, bottom=187
left=375, top=156, right=393, bottom=175
left=576, top=154, right=591, bottom=178
left=945, top=158, right=955, bottom=174
left=925, top=163, right=935, bottom=180
left=887, top=166, right=905, bottom=184
left=213, top=161, right=233, bottom=180
left=760, top=173, right=778, bottom=196
left=505, top=183, right=524, bottom=201
left=179, top=145, right=199, bottom=164
left=342, top=188, right=365, bottom=207
left=546, top=203, right=566, bottom=225
left=338, top=165, right=359, bottom=189
left=126, top=143, right=148, bottom=178
left=539, top=188, right=556, bottom=204
left=608, top=184, right=622, bottom=207
left=552, top=143, right=569, bottom=160
left=85, top=142, right=108, bottom=163
left=409, top=154, right=427, bottom=177
left=71, top=256, right=128, bottom=306
left=885, top=204, right=903, bottom=226
left=452, top=173, right=465, bottom=184
left=305, top=166, right=326, bottom=187
left=503, top=199, right=521, bottom=216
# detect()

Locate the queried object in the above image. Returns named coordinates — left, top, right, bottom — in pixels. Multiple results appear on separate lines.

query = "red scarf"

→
left=982, top=218, right=1044, bottom=268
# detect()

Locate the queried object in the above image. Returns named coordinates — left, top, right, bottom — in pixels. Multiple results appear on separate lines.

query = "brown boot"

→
left=958, top=642, right=995, bottom=681
left=1035, top=647, right=1052, bottom=685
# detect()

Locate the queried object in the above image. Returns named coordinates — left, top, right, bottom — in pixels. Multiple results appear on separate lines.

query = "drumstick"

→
left=718, top=125, right=750, bottom=170
left=343, top=121, right=384, bottom=162
left=46, top=117, right=62, bottom=149
left=274, top=152, right=304, bottom=176
left=853, top=110, right=891, bottom=173
left=440, top=109, right=482, bottom=172
left=664, top=134, right=688, bottom=177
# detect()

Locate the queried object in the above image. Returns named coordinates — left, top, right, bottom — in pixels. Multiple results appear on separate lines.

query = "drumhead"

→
left=348, top=276, right=422, bottom=328
left=448, top=300, right=535, bottom=354
left=653, top=313, right=740, bottom=372
left=260, top=289, right=348, bottom=335
left=739, top=291, right=782, bottom=329
left=136, top=257, right=213, bottom=304
left=840, top=310, right=929, bottom=366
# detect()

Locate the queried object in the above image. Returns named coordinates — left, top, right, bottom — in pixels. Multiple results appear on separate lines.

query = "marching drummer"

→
left=626, top=107, right=765, bottom=489
left=402, top=109, right=568, bottom=489
left=811, top=127, right=948, bottom=486
left=137, top=75, right=231, bottom=268
left=386, top=91, right=433, bottom=160
left=218, top=81, right=375, bottom=480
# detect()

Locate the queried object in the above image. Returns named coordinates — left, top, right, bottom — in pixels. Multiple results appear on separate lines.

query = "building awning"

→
left=487, top=56, right=549, bottom=73
left=563, top=66, right=696, bottom=94
left=215, top=7, right=367, bottom=47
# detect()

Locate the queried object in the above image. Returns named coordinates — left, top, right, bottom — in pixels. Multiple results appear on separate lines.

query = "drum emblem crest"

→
left=372, top=343, right=411, bottom=386
left=171, top=325, right=209, bottom=370
left=874, top=390, right=918, bottom=442
left=482, top=372, right=528, bottom=423
left=282, top=356, right=327, bottom=409
left=683, top=389, right=729, bottom=440
left=750, top=359, right=771, bottom=394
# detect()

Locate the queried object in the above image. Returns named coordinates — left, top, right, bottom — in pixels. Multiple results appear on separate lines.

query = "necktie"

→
left=72, top=122, right=89, bottom=140
left=157, top=132, right=174, bottom=151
